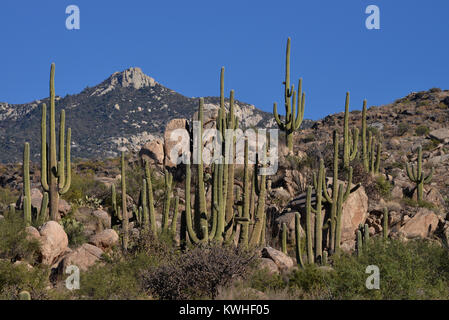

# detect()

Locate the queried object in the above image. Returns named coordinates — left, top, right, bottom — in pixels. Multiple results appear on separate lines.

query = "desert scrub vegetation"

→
left=62, top=170, right=108, bottom=204
left=222, top=238, right=449, bottom=300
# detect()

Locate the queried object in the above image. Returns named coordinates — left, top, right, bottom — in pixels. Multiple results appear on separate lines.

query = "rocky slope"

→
left=0, top=67, right=283, bottom=163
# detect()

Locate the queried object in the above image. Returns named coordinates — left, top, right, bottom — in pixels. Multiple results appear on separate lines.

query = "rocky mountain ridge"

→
left=0, top=67, right=282, bottom=163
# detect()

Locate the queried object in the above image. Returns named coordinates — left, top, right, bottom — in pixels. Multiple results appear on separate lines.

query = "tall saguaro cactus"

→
left=406, top=146, right=434, bottom=202
left=273, top=37, right=305, bottom=152
left=41, top=63, right=71, bottom=221
left=318, top=131, right=353, bottom=253
left=343, top=92, right=359, bottom=168
left=121, top=152, right=129, bottom=250
left=23, top=143, right=49, bottom=227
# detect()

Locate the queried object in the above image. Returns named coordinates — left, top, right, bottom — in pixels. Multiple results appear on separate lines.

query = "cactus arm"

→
left=142, top=178, right=149, bottom=228
left=184, top=164, right=203, bottom=244
left=59, top=128, right=71, bottom=194
left=239, top=139, right=250, bottom=247
left=41, top=104, right=49, bottom=192
left=424, top=167, right=434, bottom=184
left=361, top=100, right=368, bottom=171
left=375, top=142, right=382, bottom=174
left=281, top=222, right=287, bottom=254
left=170, top=196, right=179, bottom=239
left=343, top=167, right=353, bottom=202
left=37, top=192, right=49, bottom=226
left=295, top=212, right=305, bottom=268
left=383, top=208, right=389, bottom=240
left=58, top=110, right=65, bottom=187
left=357, top=229, right=363, bottom=257
left=334, top=184, right=344, bottom=252
left=406, top=163, right=417, bottom=181
left=343, top=92, right=350, bottom=167
left=145, top=161, right=157, bottom=237
left=23, top=143, right=32, bottom=226
left=305, top=186, right=314, bottom=264
left=349, top=128, right=359, bottom=161
left=121, top=151, right=128, bottom=250
left=273, top=103, right=285, bottom=131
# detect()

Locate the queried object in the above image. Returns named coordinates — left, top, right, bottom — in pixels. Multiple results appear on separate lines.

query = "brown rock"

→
left=89, top=229, right=119, bottom=251
left=39, top=221, right=69, bottom=266
left=399, top=208, right=439, bottom=239
left=60, top=243, right=103, bottom=271
left=58, top=199, right=71, bottom=216
left=164, top=118, right=188, bottom=168
left=259, top=258, right=280, bottom=275
left=261, top=247, right=294, bottom=271
left=92, top=209, right=111, bottom=229
left=340, top=185, right=369, bottom=242
left=139, top=138, right=165, bottom=165
left=25, top=226, right=40, bottom=241
left=17, top=188, right=44, bottom=212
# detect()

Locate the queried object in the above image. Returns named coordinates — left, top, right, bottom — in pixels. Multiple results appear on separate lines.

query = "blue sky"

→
left=0, top=0, right=448, bottom=120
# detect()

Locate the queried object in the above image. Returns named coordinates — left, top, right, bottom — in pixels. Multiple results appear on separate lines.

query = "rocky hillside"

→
left=0, top=67, right=282, bottom=163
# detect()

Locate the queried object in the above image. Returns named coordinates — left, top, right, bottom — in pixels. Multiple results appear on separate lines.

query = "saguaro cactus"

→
left=41, top=63, right=71, bottom=221
left=294, top=212, right=305, bottom=268
left=318, top=131, right=353, bottom=253
left=406, top=146, right=434, bottom=202
left=343, top=92, right=359, bottom=168
left=23, top=143, right=49, bottom=226
left=273, top=37, right=305, bottom=152
left=121, top=152, right=129, bottom=250
left=383, top=208, right=389, bottom=240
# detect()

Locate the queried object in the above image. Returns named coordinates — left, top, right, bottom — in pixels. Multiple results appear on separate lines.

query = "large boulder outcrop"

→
left=60, top=243, right=103, bottom=271
left=139, top=138, right=165, bottom=165
left=261, top=247, right=294, bottom=271
left=38, top=221, right=69, bottom=266
left=340, top=185, right=369, bottom=243
left=164, top=118, right=188, bottom=168
left=88, top=229, right=119, bottom=251
left=399, top=208, right=439, bottom=239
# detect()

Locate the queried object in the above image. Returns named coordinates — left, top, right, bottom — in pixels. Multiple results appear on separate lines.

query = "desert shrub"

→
left=0, top=186, right=19, bottom=213
left=415, top=126, right=430, bottom=136
left=0, top=260, right=50, bottom=300
left=374, top=175, right=392, bottom=199
left=402, top=197, right=437, bottom=210
left=76, top=250, right=153, bottom=300
left=0, top=211, right=40, bottom=262
left=61, top=216, right=86, bottom=247
left=141, top=244, right=258, bottom=300
left=422, top=138, right=440, bottom=151
left=248, top=268, right=286, bottom=293
left=303, top=134, right=316, bottom=143
left=288, top=238, right=449, bottom=299
left=429, top=88, right=442, bottom=93
left=62, top=171, right=108, bottom=204
left=396, top=123, right=409, bottom=136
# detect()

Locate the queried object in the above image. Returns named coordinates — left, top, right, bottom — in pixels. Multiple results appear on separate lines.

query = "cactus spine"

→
left=41, top=63, right=71, bottom=221
left=343, top=92, right=359, bottom=168
left=406, top=146, right=434, bottom=202
left=273, top=37, right=305, bottom=152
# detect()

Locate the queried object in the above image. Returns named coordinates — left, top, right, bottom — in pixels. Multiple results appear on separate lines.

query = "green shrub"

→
left=0, top=211, right=41, bottom=262
left=289, top=238, right=449, bottom=299
left=0, top=260, right=50, bottom=300
left=396, top=123, right=409, bottom=136
left=0, top=187, right=19, bottom=214
left=62, top=171, right=108, bottom=204
left=375, top=175, right=392, bottom=199
left=61, top=217, right=87, bottom=247
left=415, top=126, right=430, bottom=136
left=402, top=197, right=437, bottom=210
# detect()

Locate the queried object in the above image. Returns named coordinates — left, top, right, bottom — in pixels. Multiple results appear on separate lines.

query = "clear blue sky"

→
left=0, top=0, right=448, bottom=120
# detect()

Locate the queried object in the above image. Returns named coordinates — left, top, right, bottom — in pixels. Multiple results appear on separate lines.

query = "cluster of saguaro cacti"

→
left=273, top=38, right=305, bottom=152
left=237, top=138, right=268, bottom=248
left=40, top=63, right=72, bottom=221
left=406, top=146, right=434, bottom=202
left=111, top=152, right=129, bottom=250
left=361, top=100, right=382, bottom=175
left=317, top=131, right=354, bottom=254
left=343, top=92, right=359, bottom=168
left=356, top=223, right=370, bottom=257
left=23, top=143, right=48, bottom=226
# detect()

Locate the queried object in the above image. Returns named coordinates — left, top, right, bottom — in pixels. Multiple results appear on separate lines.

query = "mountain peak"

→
left=91, top=67, right=158, bottom=96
